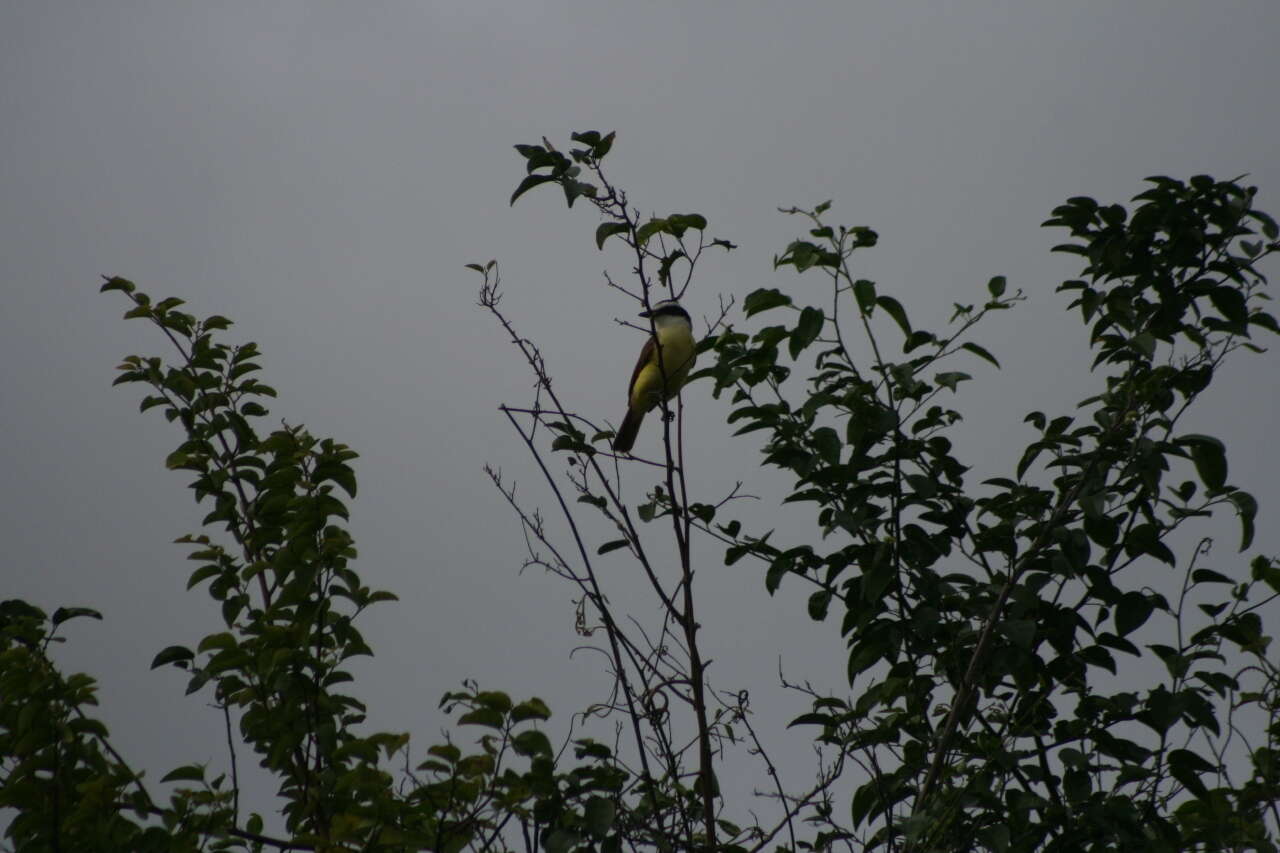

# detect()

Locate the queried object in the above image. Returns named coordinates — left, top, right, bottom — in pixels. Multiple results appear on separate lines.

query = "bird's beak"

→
left=638, top=307, right=653, bottom=318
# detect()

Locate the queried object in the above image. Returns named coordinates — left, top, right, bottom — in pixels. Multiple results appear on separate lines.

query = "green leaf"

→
left=934, top=371, right=971, bottom=392
left=779, top=240, right=819, bottom=271
left=1249, top=310, right=1280, bottom=335
left=668, top=212, right=708, bottom=232
left=100, top=276, right=136, bottom=294
left=1209, top=285, right=1248, bottom=325
left=457, top=708, right=505, bottom=729
left=513, top=143, right=546, bottom=160
left=979, top=824, right=1011, bottom=853
left=987, top=275, right=1007, bottom=298
left=509, top=174, right=555, bottom=205
left=597, top=539, right=630, bottom=555
left=960, top=341, right=1000, bottom=368
left=595, top=222, right=629, bottom=250
left=512, top=729, right=552, bottom=758
left=851, top=781, right=879, bottom=828
left=160, top=764, right=206, bottom=784
left=810, top=426, right=841, bottom=466
left=906, top=474, right=936, bottom=498
left=544, top=829, right=581, bottom=853
left=808, top=590, right=832, bottom=621
left=186, top=670, right=211, bottom=695
left=1084, top=513, right=1119, bottom=547
left=1229, top=490, right=1257, bottom=550
left=330, top=465, right=357, bottom=498
left=1001, top=619, right=1036, bottom=649
left=1131, top=332, right=1156, bottom=360
left=457, top=753, right=494, bottom=777
left=574, top=740, right=613, bottom=760
left=789, top=711, right=835, bottom=729
left=1191, top=568, right=1234, bottom=585
left=428, top=743, right=461, bottom=764
left=68, top=717, right=108, bottom=738
left=1115, top=592, right=1154, bottom=636
left=1251, top=555, right=1280, bottom=593
left=635, top=218, right=670, bottom=245
left=1064, top=768, right=1091, bottom=803
left=511, top=698, right=551, bottom=722
left=1123, top=523, right=1177, bottom=566
left=689, top=502, right=715, bottom=523
left=853, top=279, right=876, bottom=313
left=563, top=180, right=593, bottom=207
left=1181, top=434, right=1228, bottom=491
left=476, top=690, right=512, bottom=712
left=657, top=249, right=686, bottom=285
left=903, top=330, right=936, bottom=352
left=789, top=306, right=824, bottom=358
left=743, top=288, right=791, bottom=317
left=765, top=559, right=787, bottom=593
left=875, top=295, right=912, bottom=336
left=197, top=632, right=237, bottom=653
left=717, top=519, right=741, bottom=538
left=51, top=606, right=103, bottom=626
left=584, top=796, right=616, bottom=838
left=151, top=645, right=195, bottom=669
left=1168, top=748, right=1216, bottom=799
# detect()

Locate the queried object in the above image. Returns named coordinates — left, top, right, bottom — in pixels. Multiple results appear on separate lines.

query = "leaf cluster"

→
left=1, top=281, right=657, bottom=851
left=695, top=178, right=1280, bottom=850
left=5, top=146, right=1279, bottom=853
left=510, top=131, right=733, bottom=303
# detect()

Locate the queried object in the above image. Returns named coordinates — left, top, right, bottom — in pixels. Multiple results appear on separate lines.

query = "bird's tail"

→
left=612, top=407, right=645, bottom=453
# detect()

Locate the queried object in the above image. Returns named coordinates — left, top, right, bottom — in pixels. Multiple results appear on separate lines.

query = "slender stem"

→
left=222, top=701, right=240, bottom=821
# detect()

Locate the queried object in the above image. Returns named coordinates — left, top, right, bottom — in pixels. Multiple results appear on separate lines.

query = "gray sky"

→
left=3, top=0, right=1279, bottom=837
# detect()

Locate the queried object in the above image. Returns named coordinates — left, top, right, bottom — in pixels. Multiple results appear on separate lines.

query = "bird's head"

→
left=640, top=299, right=691, bottom=323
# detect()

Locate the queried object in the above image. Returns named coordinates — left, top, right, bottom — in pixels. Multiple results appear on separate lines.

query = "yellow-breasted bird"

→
left=612, top=299, right=696, bottom=454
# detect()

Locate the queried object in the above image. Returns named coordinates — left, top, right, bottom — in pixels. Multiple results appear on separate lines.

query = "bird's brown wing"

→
left=626, top=335, right=657, bottom=404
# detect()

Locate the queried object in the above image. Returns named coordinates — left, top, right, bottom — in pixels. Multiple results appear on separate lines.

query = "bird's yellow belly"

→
left=630, top=336, right=695, bottom=412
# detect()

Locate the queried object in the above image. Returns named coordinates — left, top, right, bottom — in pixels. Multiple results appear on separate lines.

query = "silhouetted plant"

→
left=2, top=133, right=1277, bottom=853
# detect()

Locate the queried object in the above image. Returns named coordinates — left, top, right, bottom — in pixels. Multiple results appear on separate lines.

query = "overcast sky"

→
left=4, top=0, right=1279, bottom=838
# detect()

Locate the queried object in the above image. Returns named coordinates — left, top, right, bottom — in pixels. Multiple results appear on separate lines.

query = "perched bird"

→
left=612, top=299, right=696, bottom=453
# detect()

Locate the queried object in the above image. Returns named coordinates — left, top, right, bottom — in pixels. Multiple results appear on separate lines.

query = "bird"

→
left=612, top=299, right=696, bottom=454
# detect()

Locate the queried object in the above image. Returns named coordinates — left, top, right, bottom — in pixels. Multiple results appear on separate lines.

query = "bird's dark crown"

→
left=640, top=299, right=690, bottom=321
